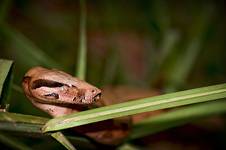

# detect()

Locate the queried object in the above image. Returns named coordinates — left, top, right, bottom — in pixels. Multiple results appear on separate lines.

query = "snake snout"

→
left=93, top=92, right=101, bottom=101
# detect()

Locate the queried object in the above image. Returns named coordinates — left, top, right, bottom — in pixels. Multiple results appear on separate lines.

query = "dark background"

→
left=0, top=0, right=226, bottom=149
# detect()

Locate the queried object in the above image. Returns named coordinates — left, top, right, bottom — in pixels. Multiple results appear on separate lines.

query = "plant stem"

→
left=76, top=0, right=87, bottom=80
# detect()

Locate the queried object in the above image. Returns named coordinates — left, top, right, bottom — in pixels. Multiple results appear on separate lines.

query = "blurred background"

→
left=0, top=0, right=226, bottom=149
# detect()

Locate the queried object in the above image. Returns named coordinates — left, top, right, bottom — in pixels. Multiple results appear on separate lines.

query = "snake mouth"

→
left=72, top=93, right=101, bottom=104
left=93, top=93, right=101, bottom=102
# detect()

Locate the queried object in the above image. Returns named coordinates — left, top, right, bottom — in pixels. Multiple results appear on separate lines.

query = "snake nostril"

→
left=91, top=89, right=96, bottom=94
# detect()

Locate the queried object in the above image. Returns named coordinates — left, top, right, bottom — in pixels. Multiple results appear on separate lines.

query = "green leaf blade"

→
left=0, top=112, right=48, bottom=134
left=129, top=100, right=226, bottom=139
left=0, top=59, right=13, bottom=104
left=51, top=132, right=76, bottom=150
left=43, top=83, right=226, bottom=132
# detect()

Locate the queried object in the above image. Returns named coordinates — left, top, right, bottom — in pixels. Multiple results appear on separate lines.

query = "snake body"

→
left=22, top=67, right=130, bottom=145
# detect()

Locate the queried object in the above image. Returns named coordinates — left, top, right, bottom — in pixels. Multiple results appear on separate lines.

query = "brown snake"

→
left=22, top=67, right=130, bottom=145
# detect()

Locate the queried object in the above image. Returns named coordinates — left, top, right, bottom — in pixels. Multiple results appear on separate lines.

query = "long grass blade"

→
left=0, top=59, right=13, bottom=97
left=75, top=0, right=87, bottom=80
left=0, top=112, right=80, bottom=149
left=43, top=83, right=226, bottom=132
left=51, top=132, right=76, bottom=150
left=129, top=100, right=226, bottom=140
left=0, top=112, right=48, bottom=134
left=0, top=59, right=13, bottom=105
left=0, top=112, right=90, bottom=148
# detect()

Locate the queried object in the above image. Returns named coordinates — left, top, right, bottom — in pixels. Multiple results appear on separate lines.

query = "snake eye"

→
left=44, top=93, right=59, bottom=99
left=31, top=79, right=64, bottom=89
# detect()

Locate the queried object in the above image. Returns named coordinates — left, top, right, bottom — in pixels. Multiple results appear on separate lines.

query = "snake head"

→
left=22, top=67, right=101, bottom=105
